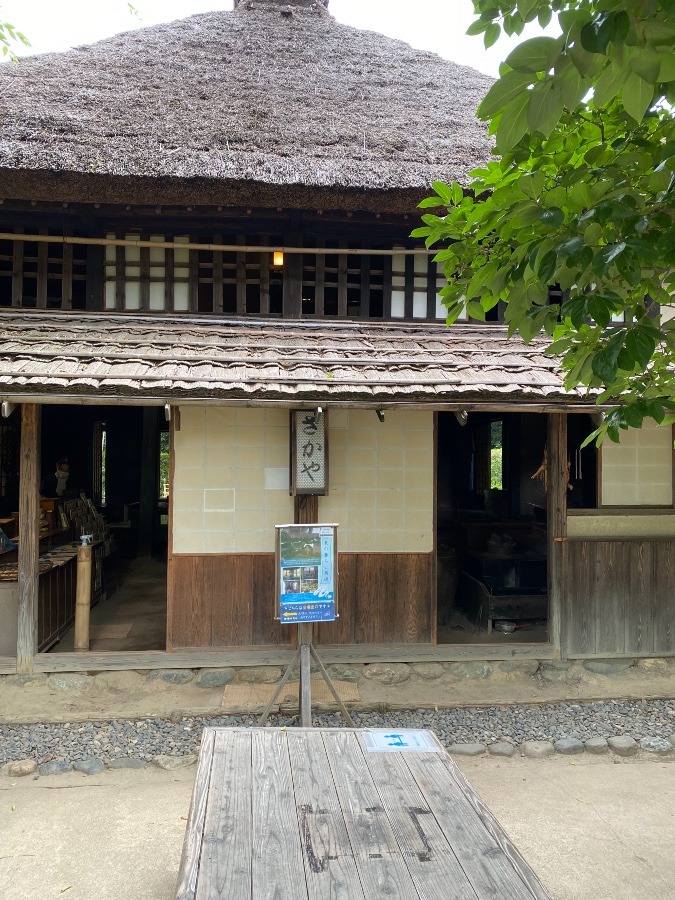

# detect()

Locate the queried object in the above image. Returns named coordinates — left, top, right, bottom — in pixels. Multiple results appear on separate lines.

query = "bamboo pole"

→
left=74, top=545, right=92, bottom=652
left=0, top=232, right=435, bottom=258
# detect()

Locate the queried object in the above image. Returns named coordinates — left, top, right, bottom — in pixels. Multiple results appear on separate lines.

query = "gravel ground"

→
left=1, top=699, right=675, bottom=765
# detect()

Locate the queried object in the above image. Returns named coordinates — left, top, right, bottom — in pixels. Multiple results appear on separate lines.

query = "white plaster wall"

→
left=567, top=513, right=675, bottom=539
left=172, top=407, right=293, bottom=553
left=601, top=421, right=673, bottom=506
left=319, top=409, right=434, bottom=553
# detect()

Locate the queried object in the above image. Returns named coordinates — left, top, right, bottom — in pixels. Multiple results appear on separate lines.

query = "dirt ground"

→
left=0, top=754, right=673, bottom=899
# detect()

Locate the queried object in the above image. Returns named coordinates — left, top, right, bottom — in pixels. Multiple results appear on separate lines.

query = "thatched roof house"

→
left=0, top=0, right=494, bottom=212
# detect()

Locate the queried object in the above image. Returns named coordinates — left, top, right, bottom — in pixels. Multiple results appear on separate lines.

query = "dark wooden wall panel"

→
left=169, top=553, right=290, bottom=649
left=316, top=553, right=434, bottom=646
left=564, top=540, right=675, bottom=657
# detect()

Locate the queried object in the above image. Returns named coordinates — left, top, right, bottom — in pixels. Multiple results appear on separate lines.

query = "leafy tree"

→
left=415, top=1, right=675, bottom=442
left=0, top=18, right=28, bottom=60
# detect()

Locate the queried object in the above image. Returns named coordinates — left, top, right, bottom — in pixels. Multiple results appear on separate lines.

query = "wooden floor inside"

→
left=177, top=727, right=551, bottom=899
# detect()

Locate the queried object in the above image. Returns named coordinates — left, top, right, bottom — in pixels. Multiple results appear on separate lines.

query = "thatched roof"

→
left=0, top=310, right=587, bottom=407
left=0, top=1, right=494, bottom=212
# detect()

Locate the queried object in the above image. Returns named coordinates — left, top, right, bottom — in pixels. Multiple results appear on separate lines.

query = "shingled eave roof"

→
left=0, top=310, right=592, bottom=407
left=0, top=3, right=495, bottom=211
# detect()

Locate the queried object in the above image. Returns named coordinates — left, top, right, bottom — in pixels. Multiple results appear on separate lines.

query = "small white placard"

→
left=362, top=730, right=441, bottom=753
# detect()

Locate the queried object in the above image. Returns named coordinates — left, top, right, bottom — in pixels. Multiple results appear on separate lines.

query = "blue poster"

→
left=277, top=525, right=337, bottom=623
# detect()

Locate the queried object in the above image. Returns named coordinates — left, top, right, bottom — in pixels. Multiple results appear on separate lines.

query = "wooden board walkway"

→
left=176, top=727, right=552, bottom=900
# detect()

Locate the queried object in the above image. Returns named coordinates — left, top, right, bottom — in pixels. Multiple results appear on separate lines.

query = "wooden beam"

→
left=259, top=236, right=271, bottom=316
left=61, top=240, right=73, bottom=310
left=11, top=227, right=23, bottom=307
left=17, top=403, right=41, bottom=674
left=314, top=240, right=325, bottom=318
left=85, top=245, right=104, bottom=311
left=36, top=230, right=48, bottom=309
left=337, top=242, right=348, bottom=317
left=115, top=242, right=125, bottom=312
left=547, top=413, right=568, bottom=659
left=236, top=234, right=246, bottom=315
left=404, top=253, right=414, bottom=320
left=212, top=234, right=223, bottom=315
left=188, top=243, right=199, bottom=313
left=139, top=244, right=150, bottom=312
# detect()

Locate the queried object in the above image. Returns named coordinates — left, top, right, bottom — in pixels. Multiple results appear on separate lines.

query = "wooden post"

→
left=298, top=622, right=313, bottom=727
left=282, top=232, right=303, bottom=319
left=547, top=413, right=568, bottom=659
left=74, top=545, right=92, bottom=652
left=17, top=404, right=40, bottom=674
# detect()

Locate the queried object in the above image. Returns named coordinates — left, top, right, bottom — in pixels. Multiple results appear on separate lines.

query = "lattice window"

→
left=0, top=228, right=87, bottom=309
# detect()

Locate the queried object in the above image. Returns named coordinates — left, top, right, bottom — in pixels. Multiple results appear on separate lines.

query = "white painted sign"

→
left=362, top=730, right=442, bottom=753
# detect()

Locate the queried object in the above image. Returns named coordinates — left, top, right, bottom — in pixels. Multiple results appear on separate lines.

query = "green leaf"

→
left=622, top=72, right=654, bottom=122
left=505, top=36, right=560, bottom=73
left=485, top=23, right=501, bottom=49
left=591, top=332, right=625, bottom=383
left=593, top=61, right=628, bottom=106
left=477, top=70, right=533, bottom=119
left=580, top=12, right=627, bottom=54
left=538, top=7, right=552, bottom=28
left=539, top=207, right=564, bottom=227
left=537, top=250, right=558, bottom=283
left=625, top=328, right=656, bottom=369
left=495, top=92, right=531, bottom=152
left=562, top=296, right=588, bottom=328
left=593, top=242, right=627, bottom=274
left=466, top=18, right=489, bottom=36
left=556, top=236, right=584, bottom=257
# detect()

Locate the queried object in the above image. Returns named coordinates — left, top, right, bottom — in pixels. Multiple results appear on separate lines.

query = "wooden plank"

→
left=404, top=253, right=414, bottom=321
left=195, top=730, right=252, bottom=900
left=321, top=730, right=420, bottom=898
left=362, top=749, right=478, bottom=900
left=140, top=244, right=150, bottom=312
left=547, top=413, right=567, bottom=656
left=17, top=403, right=41, bottom=674
left=285, top=730, right=366, bottom=899
left=37, top=231, right=49, bottom=308
left=11, top=227, right=23, bottom=307
left=212, top=234, right=223, bottom=315
left=236, top=235, right=246, bottom=315
left=337, top=242, right=348, bottom=318
left=382, top=254, right=392, bottom=319
left=259, top=237, right=270, bottom=316
left=283, top=233, right=303, bottom=319
left=404, top=752, right=551, bottom=899
left=251, top=729, right=309, bottom=899
left=115, top=242, right=125, bottom=312
left=85, top=245, right=104, bottom=311
left=653, top=541, right=675, bottom=654
left=314, top=242, right=325, bottom=318
left=189, top=244, right=199, bottom=313
left=61, top=240, right=73, bottom=309
left=595, top=542, right=624, bottom=655
left=360, top=254, right=370, bottom=318
left=625, top=541, right=654, bottom=655
left=176, top=729, right=216, bottom=900
left=298, top=623, right=313, bottom=727
left=165, top=247, right=175, bottom=312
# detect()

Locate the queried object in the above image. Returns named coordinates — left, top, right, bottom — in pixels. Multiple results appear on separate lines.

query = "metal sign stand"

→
left=258, top=622, right=355, bottom=727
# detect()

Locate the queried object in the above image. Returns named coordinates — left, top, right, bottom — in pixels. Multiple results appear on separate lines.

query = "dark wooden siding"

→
left=168, top=552, right=434, bottom=649
left=564, top=539, right=675, bottom=657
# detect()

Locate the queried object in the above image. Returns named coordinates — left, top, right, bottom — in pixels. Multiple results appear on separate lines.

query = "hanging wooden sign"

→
left=290, top=409, right=328, bottom=496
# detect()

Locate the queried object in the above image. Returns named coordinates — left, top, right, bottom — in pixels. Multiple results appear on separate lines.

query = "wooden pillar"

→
left=137, top=407, right=158, bottom=557
left=282, top=233, right=303, bottom=319
left=17, top=404, right=40, bottom=673
left=295, top=491, right=318, bottom=724
left=547, top=413, right=567, bottom=659
left=74, top=545, right=93, bottom=652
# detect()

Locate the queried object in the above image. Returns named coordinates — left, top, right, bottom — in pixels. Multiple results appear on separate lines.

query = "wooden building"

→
left=0, top=0, right=672, bottom=675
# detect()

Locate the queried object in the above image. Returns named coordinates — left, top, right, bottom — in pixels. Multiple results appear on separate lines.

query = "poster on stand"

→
left=275, top=524, right=338, bottom=623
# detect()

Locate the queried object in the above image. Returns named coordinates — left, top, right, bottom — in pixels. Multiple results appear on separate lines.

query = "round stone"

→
left=538, top=661, right=573, bottom=682
left=195, top=668, right=236, bottom=688
left=639, top=737, right=674, bottom=755
left=152, top=754, right=198, bottom=770
left=362, top=664, right=411, bottom=685
left=554, top=737, right=584, bottom=755
left=327, top=664, right=361, bottom=683
left=607, top=735, right=638, bottom=757
left=447, top=743, right=487, bottom=757
left=635, top=658, right=669, bottom=674
left=582, top=659, right=634, bottom=676
left=108, top=757, right=147, bottom=769
left=584, top=737, right=609, bottom=755
left=4, top=758, right=38, bottom=777
left=93, top=671, right=145, bottom=693
left=38, top=759, right=73, bottom=776
left=488, top=741, right=516, bottom=758
left=146, top=669, right=195, bottom=685
left=236, top=667, right=283, bottom=684
left=446, top=662, right=492, bottom=680
left=522, top=741, right=555, bottom=759
left=410, top=663, right=445, bottom=680
left=46, top=674, right=91, bottom=692
left=74, top=758, right=105, bottom=775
